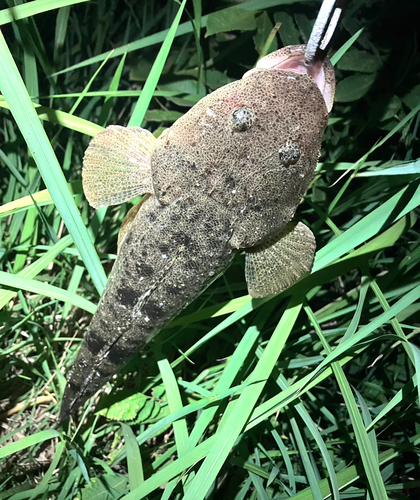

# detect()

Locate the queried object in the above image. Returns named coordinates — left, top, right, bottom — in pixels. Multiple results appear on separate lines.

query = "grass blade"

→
left=305, top=305, right=389, bottom=499
left=0, top=100, right=103, bottom=136
left=121, top=423, right=144, bottom=491
left=52, top=0, right=314, bottom=76
left=0, top=270, right=96, bottom=314
left=128, top=0, right=187, bottom=126
left=0, top=234, right=73, bottom=309
left=182, top=294, right=304, bottom=500
left=0, top=430, right=60, bottom=459
left=158, top=359, right=189, bottom=454
left=0, top=30, right=106, bottom=293
left=0, top=0, right=89, bottom=26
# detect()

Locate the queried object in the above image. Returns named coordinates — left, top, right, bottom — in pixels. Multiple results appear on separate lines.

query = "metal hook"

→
left=305, top=0, right=343, bottom=66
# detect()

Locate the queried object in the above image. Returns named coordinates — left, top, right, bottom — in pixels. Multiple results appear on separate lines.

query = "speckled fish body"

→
left=60, top=45, right=335, bottom=419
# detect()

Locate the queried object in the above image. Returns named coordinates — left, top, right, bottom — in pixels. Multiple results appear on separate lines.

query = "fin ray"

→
left=83, top=125, right=156, bottom=208
left=245, top=221, right=315, bottom=298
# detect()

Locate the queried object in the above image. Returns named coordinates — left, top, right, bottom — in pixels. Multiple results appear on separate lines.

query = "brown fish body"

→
left=61, top=45, right=335, bottom=419
left=61, top=195, right=234, bottom=417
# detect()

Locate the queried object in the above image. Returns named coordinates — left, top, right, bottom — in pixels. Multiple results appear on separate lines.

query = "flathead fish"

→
left=60, top=44, right=335, bottom=420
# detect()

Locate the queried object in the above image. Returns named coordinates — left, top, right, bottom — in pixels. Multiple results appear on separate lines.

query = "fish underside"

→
left=60, top=45, right=335, bottom=420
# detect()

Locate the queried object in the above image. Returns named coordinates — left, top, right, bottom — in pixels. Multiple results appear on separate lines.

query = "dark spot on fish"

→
left=97, top=363, right=117, bottom=377
left=204, top=221, right=215, bottom=232
left=173, top=232, right=192, bottom=246
left=142, top=301, right=164, bottom=319
left=107, top=302, right=120, bottom=318
left=186, top=260, right=199, bottom=270
left=170, top=211, right=181, bottom=222
left=189, top=161, right=197, bottom=170
left=117, top=287, right=138, bottom=307
left=181, top=197, right=194, bottom=208
left=188, top=211, right=201, bottom=223
left=158, top=244, right=169, bottom=254
left=124, top=233, right=133, bottom=246
left=165, top=284, right=181, bottom=296
left=226, top=176, right=235, bottom=189
left=68, top=381, right=79, bottom=392
left=108, top=344, right=130, bottom=365
left=86, top=330, right=107, bottom=353
left=136, top=262, right=154, bottom=277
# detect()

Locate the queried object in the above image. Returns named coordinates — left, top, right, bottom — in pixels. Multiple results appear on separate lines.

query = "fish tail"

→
left=60, top=324, right=145, bottom=421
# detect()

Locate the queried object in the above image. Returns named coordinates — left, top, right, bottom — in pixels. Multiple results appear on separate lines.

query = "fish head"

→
left=246, top=44, right=335, bottom=112
left=152, top=45, right=335, bottom=246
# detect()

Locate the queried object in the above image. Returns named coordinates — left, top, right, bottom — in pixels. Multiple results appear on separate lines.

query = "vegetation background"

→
left=1, top=0, right=420, bottom=498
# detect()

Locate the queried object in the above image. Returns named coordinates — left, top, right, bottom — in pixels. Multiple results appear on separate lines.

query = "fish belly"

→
left=60, top=195, right=234, bottom=419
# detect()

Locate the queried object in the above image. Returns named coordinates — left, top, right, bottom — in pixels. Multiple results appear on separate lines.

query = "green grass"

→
left=0, top=0, right=419, bottom=499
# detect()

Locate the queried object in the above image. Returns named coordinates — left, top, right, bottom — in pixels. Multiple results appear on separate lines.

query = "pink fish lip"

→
left=243, top=48, right=334, bottom=112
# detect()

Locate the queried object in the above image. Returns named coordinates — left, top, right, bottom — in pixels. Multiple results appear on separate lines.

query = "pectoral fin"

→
left=245, top=222, right=315, bottom=298
left=83, top=125, right=157, bottom=208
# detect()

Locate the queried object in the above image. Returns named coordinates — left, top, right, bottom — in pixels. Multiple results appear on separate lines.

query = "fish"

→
left=60, top=44, right=335, bottom=420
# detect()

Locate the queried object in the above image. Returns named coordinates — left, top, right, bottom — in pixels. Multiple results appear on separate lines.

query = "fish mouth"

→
left=244, top=44, right=335, bottom=112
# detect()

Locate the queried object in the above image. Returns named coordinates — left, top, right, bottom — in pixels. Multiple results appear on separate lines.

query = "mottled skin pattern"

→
left=62, top=196, right=233, bottom=416
left=152, top=68, right=328, bottom=248
left=60, top=45, right=334, bottom=420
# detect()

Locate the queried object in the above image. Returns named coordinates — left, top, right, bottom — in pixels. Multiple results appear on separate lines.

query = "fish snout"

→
left=244, top=45, right=335, bottom=112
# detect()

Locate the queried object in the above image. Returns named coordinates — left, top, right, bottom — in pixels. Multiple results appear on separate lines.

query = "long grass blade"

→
left=128, top=0, right=187, bottom=126
left=182, top=294, right=304, bottom=500
left=0, top=0, right=89, bottom=26
left=0, top=271, right=96, bottom=314
left=52, top=0, right=314, bottom=76
left=0, top=30, right=107, bottom=293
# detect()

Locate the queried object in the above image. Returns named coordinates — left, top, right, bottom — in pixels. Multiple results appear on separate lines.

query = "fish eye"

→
left=279, top=142, right=301, bottom=165
left=231, top=106, right=255, bottom=131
